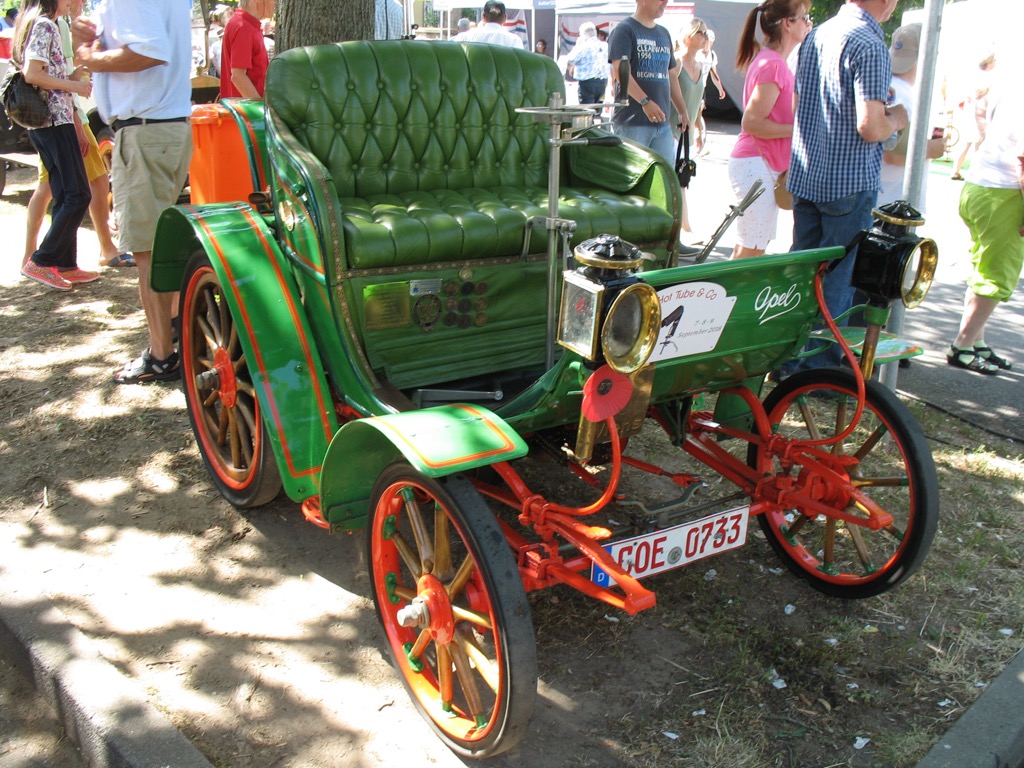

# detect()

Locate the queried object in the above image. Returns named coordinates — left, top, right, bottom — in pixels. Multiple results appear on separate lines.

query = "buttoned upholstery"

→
left=264, top=41, right=679, bottom=392
left=265, top=41, right=678, bottom=272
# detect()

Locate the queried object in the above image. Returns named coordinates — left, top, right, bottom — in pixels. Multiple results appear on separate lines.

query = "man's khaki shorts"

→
left=110, top=121, right=193, bottom=255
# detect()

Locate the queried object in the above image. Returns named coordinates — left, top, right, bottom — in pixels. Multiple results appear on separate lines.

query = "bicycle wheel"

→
left=749, top=369, right=938, bottom=598
left=180, top=253, right=282, bottom=508
left=367, top=463, right=536, bottom=757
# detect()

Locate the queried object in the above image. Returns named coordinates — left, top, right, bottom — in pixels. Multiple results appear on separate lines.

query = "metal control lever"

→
left=412, top=385, right=504, bottom=407
left=616, top=57, right=630, bottom=104
left=690, top=180, right=765, bottom=264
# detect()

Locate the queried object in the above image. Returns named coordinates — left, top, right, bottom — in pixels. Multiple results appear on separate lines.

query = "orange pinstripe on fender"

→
left=193, top=210, right=333, bottom=480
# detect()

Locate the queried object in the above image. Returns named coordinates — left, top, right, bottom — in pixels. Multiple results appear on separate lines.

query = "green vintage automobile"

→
left=151, top=40, right=939, bottom=758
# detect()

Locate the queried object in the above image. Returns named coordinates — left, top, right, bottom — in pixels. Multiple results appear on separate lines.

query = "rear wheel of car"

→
left=180, top=252, right=282, bottom=508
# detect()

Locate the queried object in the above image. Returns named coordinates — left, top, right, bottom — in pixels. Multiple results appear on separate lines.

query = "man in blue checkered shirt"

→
left=375, top=0, right=405, bottom=40
left=786, top=0, right=909, bottom=370
left=567, top=22, right=609, bottom=105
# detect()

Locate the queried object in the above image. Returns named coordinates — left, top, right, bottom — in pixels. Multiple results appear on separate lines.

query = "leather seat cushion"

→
left=342, top=185, right=675, bottom=269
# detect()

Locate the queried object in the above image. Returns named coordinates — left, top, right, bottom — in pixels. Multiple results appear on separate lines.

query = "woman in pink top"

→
left=727, top=0, right=812, bottom=259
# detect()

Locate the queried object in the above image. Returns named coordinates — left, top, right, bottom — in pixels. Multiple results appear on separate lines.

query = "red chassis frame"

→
left=463, top=268, right=894, bottom=616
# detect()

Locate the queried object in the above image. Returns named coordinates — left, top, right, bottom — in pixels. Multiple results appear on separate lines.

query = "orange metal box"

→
left=189, top=103, right=253, bottom=205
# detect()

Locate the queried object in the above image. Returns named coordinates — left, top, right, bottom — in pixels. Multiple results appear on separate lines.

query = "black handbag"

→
left=674, top=126, right=696, bottom=189
left=1, top=66, right=51, bottom=130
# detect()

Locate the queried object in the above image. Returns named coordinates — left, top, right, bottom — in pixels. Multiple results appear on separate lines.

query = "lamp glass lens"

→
left=901, top=239, right=938, bottom=309
left=604, top=290, right=643, bottom=361
left=557, top=272, right=603, bottom=359
left=601, top=283, right=660, bottom=372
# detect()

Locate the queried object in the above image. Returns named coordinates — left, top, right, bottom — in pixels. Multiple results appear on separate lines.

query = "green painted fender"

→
left=319, top=404, right=529, bottom=530
left=152, top=203, right=338, bottom=502
left=220, top=98, right=270, bottom=192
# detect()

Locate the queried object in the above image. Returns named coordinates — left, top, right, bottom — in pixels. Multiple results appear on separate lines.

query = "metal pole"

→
left=879, top=0, right=944, bottom=392
left=545, top=92, right=564, bottom=369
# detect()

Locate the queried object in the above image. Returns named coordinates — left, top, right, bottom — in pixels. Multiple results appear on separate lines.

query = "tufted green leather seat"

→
left=265, top=41, right=678, bottom=272
left=263, top=41, right=679, bottom=393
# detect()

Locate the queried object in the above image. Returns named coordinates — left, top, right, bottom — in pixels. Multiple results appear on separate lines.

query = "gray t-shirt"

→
left=608, top=16, right=676, bottom=126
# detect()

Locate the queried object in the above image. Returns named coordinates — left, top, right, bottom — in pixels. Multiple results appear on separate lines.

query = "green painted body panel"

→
left=319, top=246, right=847, bottom=440
left=263, top=108, right=406, bottom=418
left=642, top=248, right=840, bottom=398
left=342, top=258, right=548, bottom=390
left=319, top=405, right=529, bottom=529
left=493, top=247, right=840, bottom=432
left=220, top=98, right=270, bottom=192
left=151, top=204, right=339, bottom=501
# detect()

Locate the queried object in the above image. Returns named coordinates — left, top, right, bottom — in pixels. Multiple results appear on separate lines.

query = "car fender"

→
left=152, top=203, right=338, bottom=502
left=219, top=97, right=270, bottom=192
left=319, top=404, right=529, bottom=531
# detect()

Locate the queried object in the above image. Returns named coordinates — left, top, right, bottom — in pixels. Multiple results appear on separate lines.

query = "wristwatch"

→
left=639, top=96, right=650, bottom=106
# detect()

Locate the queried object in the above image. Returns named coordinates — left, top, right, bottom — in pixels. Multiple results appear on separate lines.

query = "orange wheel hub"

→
left=417, top=573, right=455, bottom=645
left=214, top=347, right=237, bottom=408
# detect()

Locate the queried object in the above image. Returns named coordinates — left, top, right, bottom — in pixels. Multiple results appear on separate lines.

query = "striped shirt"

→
left=788, top=4, right=891, bottom=202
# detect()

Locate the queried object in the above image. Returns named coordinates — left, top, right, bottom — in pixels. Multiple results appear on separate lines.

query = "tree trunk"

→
left=277, top=0, right=375, bottom=54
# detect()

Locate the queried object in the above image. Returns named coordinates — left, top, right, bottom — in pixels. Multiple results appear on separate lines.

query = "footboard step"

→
left=808, top=327, right=923, bottom=363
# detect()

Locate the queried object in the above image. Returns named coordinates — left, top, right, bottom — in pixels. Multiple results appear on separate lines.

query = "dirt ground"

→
left=0, top=656, right=86, bottom=766
left=2, top=151, right=1023, bottom=768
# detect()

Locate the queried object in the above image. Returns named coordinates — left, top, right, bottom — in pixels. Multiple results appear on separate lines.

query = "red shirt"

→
left=219, top=9, right=269, bottom=98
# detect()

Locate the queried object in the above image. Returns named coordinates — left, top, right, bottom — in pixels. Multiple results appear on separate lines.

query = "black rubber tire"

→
left=367, top=462, right=537, bottom=758
left=749, top=368, right=938, bottom=598
left=180, top=252, right=282, bottom=508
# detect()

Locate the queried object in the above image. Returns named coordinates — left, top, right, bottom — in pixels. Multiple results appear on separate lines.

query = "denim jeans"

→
left=613, top=121, right=675, bottom=165
left=577, top=78, right=607, bottom=105
left=789, top=190, right=877, bottom=370
left=28, top=123, right=91, bottom=269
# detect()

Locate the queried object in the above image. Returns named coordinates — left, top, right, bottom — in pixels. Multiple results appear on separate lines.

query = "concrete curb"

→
left=916, top=649, right=1024, bottom=768
left=0, top=559, right=213, bottom=768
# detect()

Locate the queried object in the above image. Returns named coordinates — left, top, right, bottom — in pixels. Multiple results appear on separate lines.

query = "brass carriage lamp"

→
left=851, top=201, right=938, bottom=309
left=558, top=235, right=661, bottom=464
left=557, top=235, right=661, bottom=373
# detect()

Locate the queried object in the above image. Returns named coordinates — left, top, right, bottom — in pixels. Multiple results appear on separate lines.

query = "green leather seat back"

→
left=266, top=40, right=561, bottom=200
left=263, top=41, right=678, bottom=392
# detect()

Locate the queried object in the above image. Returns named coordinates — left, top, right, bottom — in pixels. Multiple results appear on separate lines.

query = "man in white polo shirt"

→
left=459, top=1, right=526, bottom=49
left=74, top=0, right=193, bottom=384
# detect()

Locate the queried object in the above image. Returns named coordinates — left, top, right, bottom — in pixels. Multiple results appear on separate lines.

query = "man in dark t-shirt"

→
left=608, top=0, right=689, bottom=164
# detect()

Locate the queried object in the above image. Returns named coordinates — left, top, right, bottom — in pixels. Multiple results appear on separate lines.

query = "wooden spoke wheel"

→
left=180, top=253, right=281, bottom=508
left=750, top=369, right=938, bottom=598
left=368, top=463, right=536, bottom=757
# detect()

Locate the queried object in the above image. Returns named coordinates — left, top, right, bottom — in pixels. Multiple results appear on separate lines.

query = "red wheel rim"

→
left=371, top=478, right=508, bottom=744
left=182, top=265, right=264, bottom=492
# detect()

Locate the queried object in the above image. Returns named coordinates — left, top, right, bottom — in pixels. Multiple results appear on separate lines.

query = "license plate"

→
left=591, top=506, right=749, bottom=587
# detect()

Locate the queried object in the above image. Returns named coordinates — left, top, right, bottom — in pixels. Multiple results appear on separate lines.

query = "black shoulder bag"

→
left=1, top=33, right=52, bottom=131
left=674, top=126, right=696, bottom=189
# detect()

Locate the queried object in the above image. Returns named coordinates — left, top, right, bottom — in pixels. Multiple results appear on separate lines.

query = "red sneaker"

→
left=61, top=268, right=101, bottom=284
left=21, top=262, right=73, bottom=291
